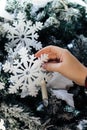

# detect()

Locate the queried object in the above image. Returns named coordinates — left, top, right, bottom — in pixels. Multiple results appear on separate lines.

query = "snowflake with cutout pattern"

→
left=3, top=13, right=43, bottom=52
left=3, top=47, right=51, bottom=97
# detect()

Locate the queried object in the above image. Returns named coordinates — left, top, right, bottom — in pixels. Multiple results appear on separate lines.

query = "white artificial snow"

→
left=0, top=82, right=5, bottom=90
left=77, top=120, right=87, bottom=130
left=59, top=7, right=81, bottom=22
left=66, top=0, right=87, bottom=8
left=52, top=89, right=74, bottom=107
left=30, top=0, right=52, bottom=8
left=30, top=0, right=53, bottom=16
left=47, top=72, right=73, bottom=89
left=45, top=17, right=60, bottom=27
left=67, top=43, right=73, bottom=49
left=0, top=119, right=6, bottom=130
left=0, top=0, right=13, bottom=20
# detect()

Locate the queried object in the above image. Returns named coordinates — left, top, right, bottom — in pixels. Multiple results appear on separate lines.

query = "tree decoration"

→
left=3, top=13, right=43, bottom=52
left=3, top=47, right=51, bottom=97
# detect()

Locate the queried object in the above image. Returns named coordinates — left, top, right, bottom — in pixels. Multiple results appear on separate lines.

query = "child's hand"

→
left=35, top=46, right=87, bottom=86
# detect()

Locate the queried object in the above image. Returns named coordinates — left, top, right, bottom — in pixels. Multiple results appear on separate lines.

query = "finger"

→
left=46, top=52, right=58, bottom=60
left=42, top=62, right=62, bottom=72
left=35, top=49, right=57, bottom=60
left=35, top=46, right=62, bottom=59
left=35, top=46, right=52, bottom=57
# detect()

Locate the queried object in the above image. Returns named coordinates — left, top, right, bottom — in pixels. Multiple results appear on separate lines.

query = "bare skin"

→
left=35, top=45, right=87, bottom=86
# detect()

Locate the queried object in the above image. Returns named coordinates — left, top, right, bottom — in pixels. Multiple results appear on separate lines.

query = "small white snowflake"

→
left=3, top=61, right=11, bottom=73
left=0, top=119, right=6, bottom=130
left=3, top=60, right=13, bottom=73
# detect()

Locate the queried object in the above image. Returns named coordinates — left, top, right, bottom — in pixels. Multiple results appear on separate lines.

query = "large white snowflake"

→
left=3, top=47, right=51, bottom=97
left=3, top=13, right=43, bottom=52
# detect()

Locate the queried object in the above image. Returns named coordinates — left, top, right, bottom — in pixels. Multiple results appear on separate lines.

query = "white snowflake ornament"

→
left=3, top=47, right=51, bottom=97
left=3, top=18, right=43, bottom=52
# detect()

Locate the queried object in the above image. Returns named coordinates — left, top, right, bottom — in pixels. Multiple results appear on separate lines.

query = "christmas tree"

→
left=0, top=0, right=87, bottom=129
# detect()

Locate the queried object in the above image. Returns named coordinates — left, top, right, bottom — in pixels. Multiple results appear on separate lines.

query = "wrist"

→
left=85, top=77, right=87, bottom=88
left=80, top=66, right=87, bottom=86
left=74, top=66, right=87, bottom=86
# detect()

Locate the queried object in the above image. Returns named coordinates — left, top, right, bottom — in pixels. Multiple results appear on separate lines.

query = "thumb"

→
left=42, top=62, right=62, bottom=72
